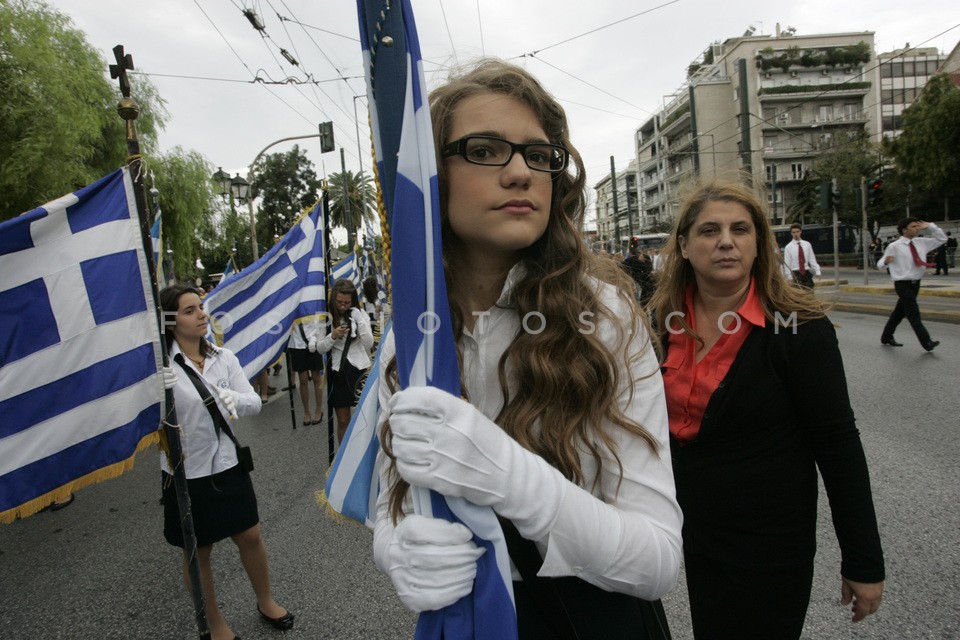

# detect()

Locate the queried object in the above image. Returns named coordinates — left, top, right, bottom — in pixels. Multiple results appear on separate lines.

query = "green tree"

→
left=885, top=74, right=960, bottom=218
left=811, top=130, right=883, bottom=226
left=249, top=145, right=322, bottom=251
left=150, top=147, right=217, bottom=280
left=0, top=0, right=166, bottom=219
left=326, top=169, right=377, bottom=247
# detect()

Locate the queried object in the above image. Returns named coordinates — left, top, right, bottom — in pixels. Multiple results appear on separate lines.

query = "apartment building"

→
left=878, top=46, right=946, bottom=137
left=633, top=25, right=881, bottom=229
left=593, top=159, right=639, bottom=250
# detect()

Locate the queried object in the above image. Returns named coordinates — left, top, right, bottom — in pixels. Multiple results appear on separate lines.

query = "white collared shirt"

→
left=318, top=307, right=374, bottom=371
left=161, top=342, right=261, bottom=479
left=782, top=239, right=821, bottom=276
left=374, top=265, right=682, bottom=598
left=287, top=317, right=322, bottom=350
left=877, top=223, right=947, bottom=280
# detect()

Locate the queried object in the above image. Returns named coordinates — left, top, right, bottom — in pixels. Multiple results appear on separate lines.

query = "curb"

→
left=832, top=301, right=960, bottom=325
left=840, top=285, right=960, bottom=298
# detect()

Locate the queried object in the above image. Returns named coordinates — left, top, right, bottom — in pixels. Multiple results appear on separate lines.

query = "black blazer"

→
left=663, top=316, right=885, bottom=583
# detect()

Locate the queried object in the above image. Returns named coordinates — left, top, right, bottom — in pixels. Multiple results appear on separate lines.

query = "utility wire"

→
left=515, top=0, right=681, bottom=58
left=437, top=0, right=459, bottom=66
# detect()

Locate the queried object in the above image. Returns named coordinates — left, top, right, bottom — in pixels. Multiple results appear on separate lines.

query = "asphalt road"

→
left=2, top=311, right=958, bottom=639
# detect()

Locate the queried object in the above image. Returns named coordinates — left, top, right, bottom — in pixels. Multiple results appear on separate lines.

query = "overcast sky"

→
left=49, top=0, right=960, bottom=224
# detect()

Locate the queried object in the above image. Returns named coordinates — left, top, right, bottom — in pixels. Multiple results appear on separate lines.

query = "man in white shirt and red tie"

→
left=782, top=223, right=821, bottom=289
left=877, top=217, right=947, bottom=351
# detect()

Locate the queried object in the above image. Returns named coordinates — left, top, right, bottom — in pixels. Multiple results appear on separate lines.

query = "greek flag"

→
left=203, top=203, right=325, bottom=380
left=357, top=1, right=517, bottom=637
left=323, top=320, right=392, bottom=527
left=219, top=257, right=236, bottom=285
left=0, top=168, right=164, bottom=522
left=149, top=208, right=167, bottom=286
left=330, top=251, right=361, bottom=289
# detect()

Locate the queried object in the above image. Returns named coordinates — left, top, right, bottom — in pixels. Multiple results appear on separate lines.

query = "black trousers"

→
left=882, top=279, right=931, bottom=345
left=791, top=270, right=814, bottom=289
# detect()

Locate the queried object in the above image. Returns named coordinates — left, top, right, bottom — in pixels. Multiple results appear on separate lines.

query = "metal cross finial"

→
left=110, top=45, right=134, bottom=97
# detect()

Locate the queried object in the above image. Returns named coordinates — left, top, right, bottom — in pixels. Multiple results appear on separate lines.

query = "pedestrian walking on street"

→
left=374, top=59, right=681, bottom=639
left=649, top=178, right=886, bottom=639
left=934, top=242, right=949, bottom=275
left=782, top=223, right=821, bottom=289
left=160, top=285, right=294, bottom=640
left=877, top=217, right=947, bottom=351
left=945, top=232, right=957, bottom=268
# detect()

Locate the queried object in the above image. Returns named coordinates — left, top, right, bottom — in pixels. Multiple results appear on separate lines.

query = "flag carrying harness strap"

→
left=173, top=354, right=253, bottom=472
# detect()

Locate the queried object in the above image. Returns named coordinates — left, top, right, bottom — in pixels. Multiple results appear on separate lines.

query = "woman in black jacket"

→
left=648, top=177, right=885, bottom=639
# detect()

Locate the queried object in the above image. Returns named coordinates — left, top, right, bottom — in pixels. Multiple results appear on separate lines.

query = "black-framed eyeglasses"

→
left=441, top=136, right=569, bottom=173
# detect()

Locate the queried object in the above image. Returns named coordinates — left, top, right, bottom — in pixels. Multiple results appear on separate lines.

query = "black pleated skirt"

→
left=162, top=464, right=259, bottom=548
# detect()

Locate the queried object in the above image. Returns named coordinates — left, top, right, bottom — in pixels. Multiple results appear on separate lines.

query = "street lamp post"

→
left=213, top=133, right=322, bottom=262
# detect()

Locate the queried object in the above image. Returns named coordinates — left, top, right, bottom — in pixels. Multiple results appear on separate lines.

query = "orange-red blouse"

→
left=662, top=280, right=766, bottom=444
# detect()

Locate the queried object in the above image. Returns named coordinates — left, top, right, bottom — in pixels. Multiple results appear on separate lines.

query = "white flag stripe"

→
left=44, top=265, right=97, bottom=343
left=30, top=194, right=80, bottom=231
left=210, top=263, right=297, bottom=326
left=0, top=312, right=156, bottom=402
left=0, top=219, right=139, bottom=292
left=0, top=376, right=160, bottom=476
left=219, top=286, right=302, bottom=354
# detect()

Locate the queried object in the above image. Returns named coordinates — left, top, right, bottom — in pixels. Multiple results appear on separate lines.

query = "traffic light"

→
left=829, top=179, right=841, bottom=209
left=319, top=121, right=334, bottom=153
left=815, top=181, right=831, bottom=211
left=868, top=179, right=883, bottom=207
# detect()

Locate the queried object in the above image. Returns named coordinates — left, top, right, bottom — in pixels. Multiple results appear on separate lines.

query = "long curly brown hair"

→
left=381, top=59, right=659, bottom=521
left=648, top=174, right=830, bottom=345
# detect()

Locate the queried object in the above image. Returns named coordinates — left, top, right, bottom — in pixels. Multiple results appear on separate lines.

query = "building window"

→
left=881, top=89, right=893, bottom=105
left=766, top=164, right=777, bottom=180
left=791, top=163, right=804, bottom=179
left=843, top=103, right=859, bottom=119
left=818, top=105, right=833, bottom=122
left=891, top=62, right=903, bottom=77
left=880, top=64, right=892, bottom=79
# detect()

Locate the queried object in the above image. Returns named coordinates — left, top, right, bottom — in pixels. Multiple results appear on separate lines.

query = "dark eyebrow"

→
left=461, top=131, right=552, bottom=145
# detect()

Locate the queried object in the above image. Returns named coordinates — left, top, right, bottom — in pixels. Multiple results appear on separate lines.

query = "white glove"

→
left=308, top=336, right=318, bottom=353
left=162, top=366, right=178, bottom=390
left=382, top=514, right=484, bottom=612
left=388, top=386, right=566, bottom=539
left=217, top=387, right=241, bottom=419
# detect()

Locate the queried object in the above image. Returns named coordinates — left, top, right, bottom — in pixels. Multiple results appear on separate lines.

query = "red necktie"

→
left=909, top=240, right=934, bottom=267
left=797, top=242, right=806, bottom=275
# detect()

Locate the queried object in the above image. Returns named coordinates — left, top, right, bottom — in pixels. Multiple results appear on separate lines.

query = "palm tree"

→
left=327, top=170, right=377, bottom=247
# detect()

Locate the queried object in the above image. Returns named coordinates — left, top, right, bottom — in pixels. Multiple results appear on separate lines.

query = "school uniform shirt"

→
left=782, top=239, right=821, bottom=276
left=877, top=223, right=947, bottom=280
left=286, top=316, right=323, bottom=350
left=374, top=264, right=683, bottom=600
left=161, top=342, right=261, bottom=479
left=317, top=307, right=374, bottom=371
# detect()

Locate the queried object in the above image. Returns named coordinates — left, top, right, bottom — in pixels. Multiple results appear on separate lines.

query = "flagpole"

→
left=322, top=189, right=336, bottom=464
left=110, top=45, right=210, bottom=640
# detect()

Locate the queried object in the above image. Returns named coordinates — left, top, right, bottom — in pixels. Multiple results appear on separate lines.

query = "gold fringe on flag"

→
left=314, top=464, right=366, bottom=528
left=0, top=430, right=160, bottom=524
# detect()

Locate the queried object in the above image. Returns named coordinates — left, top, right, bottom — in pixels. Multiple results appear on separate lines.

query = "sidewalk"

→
left=815, top=267, right=960, bottom=324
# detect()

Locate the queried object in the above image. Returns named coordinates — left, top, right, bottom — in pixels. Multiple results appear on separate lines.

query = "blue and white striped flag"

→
left=357, top=1, right=517, bottom=637
left=219, top=257, right=236, bottom=285
left=330, top=251, right=361, bottom=289
left=149, top=208, right=167, bottom=286
left=0, top=168, right=164, bottom=522
left=324, top=320, right=392, bottom=527
left=203, top=203, right=325, bottom=380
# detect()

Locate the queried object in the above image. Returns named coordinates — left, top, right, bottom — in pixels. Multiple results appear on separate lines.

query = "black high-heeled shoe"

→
left=257, top=605, right=295, bottom=631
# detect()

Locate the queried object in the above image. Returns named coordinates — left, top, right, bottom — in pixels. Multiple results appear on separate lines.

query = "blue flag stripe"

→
left=0, top=404, right=159, bottom=513
left=0, top=344, right=156, bottom=439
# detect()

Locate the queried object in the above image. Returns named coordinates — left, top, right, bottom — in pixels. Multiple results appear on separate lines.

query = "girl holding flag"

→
left=160, top=285, right=294, bottom=640
left=373, top=60, right=682, bottom=637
